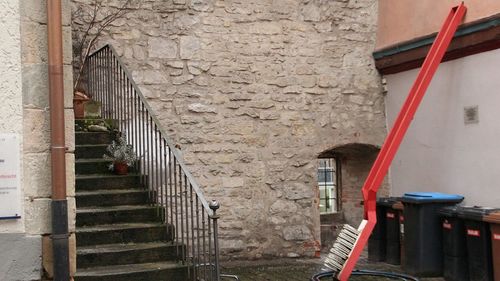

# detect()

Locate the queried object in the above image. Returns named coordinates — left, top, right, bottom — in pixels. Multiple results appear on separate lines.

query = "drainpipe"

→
left=47, top=0, right=70, bottom=280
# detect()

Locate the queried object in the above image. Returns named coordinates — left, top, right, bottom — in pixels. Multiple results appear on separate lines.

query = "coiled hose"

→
left=311, top=269, right=420, bottom=281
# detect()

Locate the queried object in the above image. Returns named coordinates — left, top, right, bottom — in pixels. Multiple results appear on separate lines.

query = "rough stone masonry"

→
left=72, top=0, right=387, bottom=259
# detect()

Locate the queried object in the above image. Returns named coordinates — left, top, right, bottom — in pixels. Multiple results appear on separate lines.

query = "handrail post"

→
left=209, top=200, right=221, bottom=281
left=106, top=47, right=112, bottom=118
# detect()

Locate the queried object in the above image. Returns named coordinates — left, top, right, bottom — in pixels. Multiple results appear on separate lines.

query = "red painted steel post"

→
left=337, top=3, right=467, bottom=281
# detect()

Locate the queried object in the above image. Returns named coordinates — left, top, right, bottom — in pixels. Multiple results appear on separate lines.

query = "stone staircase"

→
left=73, top=119, right=189, bottom=281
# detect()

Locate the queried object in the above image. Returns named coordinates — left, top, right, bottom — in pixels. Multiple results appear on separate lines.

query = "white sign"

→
left=0, top=134, right=21, bottom=219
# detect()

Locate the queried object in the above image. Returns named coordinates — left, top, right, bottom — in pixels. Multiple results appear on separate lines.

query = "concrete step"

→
left=74, top=261, right=189, bottom=281
left=75, top=131, right=114, bottom=145
left=73, top=125, right=189, bottom=280
left=76, top=174, right=142, bottom=191
left=76, top=205, right=160, bottom=227
left=76, top=159, right=139, bottom=175
left=76, top=158, right=113, bottom=175
left=77, top=242, right=184, bottom=268
left=75, top=118, right=110, bottom=126
left=76, top=223, right=174, bottom=247
left=76, top=144, right=108, bottom=159
left=76, top=189, right=150, bottom=208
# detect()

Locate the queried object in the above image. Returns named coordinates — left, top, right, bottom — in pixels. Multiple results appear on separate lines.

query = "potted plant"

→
left=103, top=135, right=137, bottom=175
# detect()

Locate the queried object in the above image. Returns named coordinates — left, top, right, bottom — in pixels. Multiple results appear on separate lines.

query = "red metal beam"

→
left=337, top=3, right=467, bottom=280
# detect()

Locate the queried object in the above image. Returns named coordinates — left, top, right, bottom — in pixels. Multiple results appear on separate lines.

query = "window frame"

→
left=317, top=157, right=341, bottom=214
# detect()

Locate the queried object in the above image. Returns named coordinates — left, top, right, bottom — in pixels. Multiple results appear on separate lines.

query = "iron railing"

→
left=85, top=44, right=221, bottom=281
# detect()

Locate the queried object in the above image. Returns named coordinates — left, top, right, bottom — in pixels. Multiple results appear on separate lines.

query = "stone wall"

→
left=340, top=153, right=390, bottom=225
left=0, top=0, right=75, bottom=280
left=72, top=0, right=386, bottom=259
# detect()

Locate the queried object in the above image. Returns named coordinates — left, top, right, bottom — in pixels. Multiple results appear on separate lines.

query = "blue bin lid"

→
left=401, top=192, right=464, bottom=204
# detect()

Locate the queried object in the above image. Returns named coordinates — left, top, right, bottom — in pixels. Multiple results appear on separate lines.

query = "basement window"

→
left=317, top=158, right=340, bottom=214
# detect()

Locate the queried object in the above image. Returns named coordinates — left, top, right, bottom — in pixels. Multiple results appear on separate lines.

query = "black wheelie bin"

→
left=393, top=201, right=405, bottom=267
left=458, top=206, right=499, bottom=281
left=439, top=206, right=469, bottom=281
left=384, top=198, right=402, bottom=265
left=401, top=192, right=464, bottom=277
left=484, top=211, right=500, bottom=281
left=369, top=197, right=399, bottom=262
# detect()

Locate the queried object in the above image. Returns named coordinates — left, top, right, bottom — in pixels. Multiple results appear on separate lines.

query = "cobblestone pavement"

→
left=221, top=253, right=445, bottom=281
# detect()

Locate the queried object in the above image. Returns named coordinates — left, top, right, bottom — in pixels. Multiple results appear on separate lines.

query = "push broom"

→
left=324, top=3, right=467, bottom=280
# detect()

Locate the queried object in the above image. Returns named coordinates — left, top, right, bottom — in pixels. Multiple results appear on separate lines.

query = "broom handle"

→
left=361, top=2, right=467, bottom=217
left=337, top=3, right=467, bottom=281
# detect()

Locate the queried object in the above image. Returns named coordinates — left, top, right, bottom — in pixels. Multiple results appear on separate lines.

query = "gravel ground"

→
left=220, top=253, right=445, bottom=281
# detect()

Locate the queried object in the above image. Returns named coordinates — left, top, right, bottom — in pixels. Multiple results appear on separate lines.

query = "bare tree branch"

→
left=73, top=0, right=133, bottom=92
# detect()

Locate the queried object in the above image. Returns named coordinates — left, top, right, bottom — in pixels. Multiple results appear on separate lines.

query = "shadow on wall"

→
left=318, top=143, right=385, bottom=250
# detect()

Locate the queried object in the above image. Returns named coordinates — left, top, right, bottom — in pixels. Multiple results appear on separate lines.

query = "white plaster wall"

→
left=0, top=0, right=24, bottom=233
left=385, top=49, right=500, bottom=207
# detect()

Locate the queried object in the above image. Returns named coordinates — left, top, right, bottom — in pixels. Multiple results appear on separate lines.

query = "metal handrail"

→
left=93, top=44, right=213, bottom=215
left=84, top=44, right=221, bottom=281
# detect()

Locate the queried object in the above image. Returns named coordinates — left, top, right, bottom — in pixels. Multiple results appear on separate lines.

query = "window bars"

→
left=317, top=158, right=339, bottom=214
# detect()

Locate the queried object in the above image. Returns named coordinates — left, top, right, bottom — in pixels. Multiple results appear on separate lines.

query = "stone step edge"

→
left=76, top=189, right=148, bottom=196
left=75, top=131, right=113, bottom=134
left=77, top=241, right=178, bottom=255
left=74, top=261, right=187, bottom=276
left=76, top=158, right=113, bottom=163
left=76, top=174, right=141, bottom=179
left=76, top=205, right=156, bottom=214
left=76, top=222, right=167, bottom=233
left=76, top=144, right=109, bottom=147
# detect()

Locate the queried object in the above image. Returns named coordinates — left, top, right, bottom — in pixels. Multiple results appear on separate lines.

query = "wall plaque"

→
left=0, top=134, right=21, bottom=219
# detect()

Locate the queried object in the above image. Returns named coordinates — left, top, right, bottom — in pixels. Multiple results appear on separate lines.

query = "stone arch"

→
left=317, top=143, right=388, bottom=250
left=318, top=143, right=380, bottom=159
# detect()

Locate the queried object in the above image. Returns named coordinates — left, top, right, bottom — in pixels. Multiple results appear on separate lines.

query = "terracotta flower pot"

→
left=114, top=161, right=129, bottom=175
left=73, top=91, right=90, bottom=119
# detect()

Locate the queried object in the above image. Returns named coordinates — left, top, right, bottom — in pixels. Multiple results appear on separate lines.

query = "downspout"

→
left=47, top=0, right=70, bottom=280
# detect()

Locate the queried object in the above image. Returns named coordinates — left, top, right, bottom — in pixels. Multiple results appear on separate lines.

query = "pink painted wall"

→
left=377, top=0, right=500, bottom=49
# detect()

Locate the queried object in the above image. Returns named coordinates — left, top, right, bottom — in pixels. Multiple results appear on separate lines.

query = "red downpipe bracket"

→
left=337, top=3, right=467, bottom=281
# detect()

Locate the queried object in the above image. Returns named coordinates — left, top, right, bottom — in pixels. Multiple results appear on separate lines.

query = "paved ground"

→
left=221, top=253, right=445, bottom=281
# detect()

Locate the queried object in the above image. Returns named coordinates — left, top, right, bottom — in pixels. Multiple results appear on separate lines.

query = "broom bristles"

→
left=324, top=222, right=365, bottom=275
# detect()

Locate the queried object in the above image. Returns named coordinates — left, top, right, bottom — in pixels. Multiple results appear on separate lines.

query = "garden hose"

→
left=311, top=269, right=420, bottom=281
